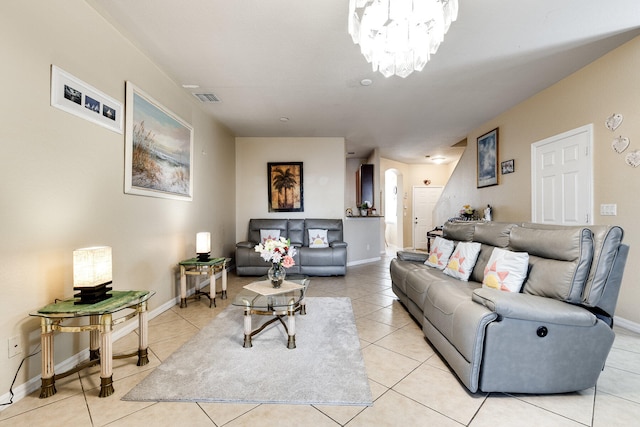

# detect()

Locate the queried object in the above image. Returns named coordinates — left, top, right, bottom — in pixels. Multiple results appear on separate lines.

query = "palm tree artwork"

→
left=268, top=162, right=303, bottom=212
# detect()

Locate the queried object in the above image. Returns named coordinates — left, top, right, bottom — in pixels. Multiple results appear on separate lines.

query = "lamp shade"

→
left=73, top=246, right=112, bottom=288
left=196, top=232, right=211, bottom=254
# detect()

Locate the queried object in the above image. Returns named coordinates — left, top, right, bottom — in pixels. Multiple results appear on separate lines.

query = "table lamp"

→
left=196, top=232, right=211, bottom=261
left=73, top=246, right=113, bottom=304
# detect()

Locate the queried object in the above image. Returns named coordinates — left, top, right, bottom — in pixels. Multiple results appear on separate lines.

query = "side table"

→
left=179, top=257, right=229, bottom=308
left=30, top=290, right=154, bottom=398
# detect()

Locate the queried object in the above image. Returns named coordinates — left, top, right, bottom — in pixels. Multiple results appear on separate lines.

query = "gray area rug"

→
left=123, top=297, right=372, bottom=406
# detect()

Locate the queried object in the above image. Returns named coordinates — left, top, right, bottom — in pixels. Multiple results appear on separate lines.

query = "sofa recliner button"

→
left=537, top=326, right=548, bottom=338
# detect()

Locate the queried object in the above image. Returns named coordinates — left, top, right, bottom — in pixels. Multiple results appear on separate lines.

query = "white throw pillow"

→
left=443, top=242, right=482, bottom=281
left=482, top=248, right=530, bottom=293
left=424, top=237, right=454, bottom=270
left=308, top=229, right=329, bottom=248
left=260, top=229, right=280, bottom=243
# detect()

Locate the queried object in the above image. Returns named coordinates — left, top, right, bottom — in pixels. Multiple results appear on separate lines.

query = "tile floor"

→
left=1, top=255, right=640, bottom=426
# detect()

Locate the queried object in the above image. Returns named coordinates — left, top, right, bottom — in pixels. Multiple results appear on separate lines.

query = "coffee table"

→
left=232, top=275, right=309, bottom=349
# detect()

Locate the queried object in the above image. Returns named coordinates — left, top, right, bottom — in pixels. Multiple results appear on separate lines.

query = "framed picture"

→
left=501, top=159, right=515, bottom=175
left=268, top=162, right=303, bottom=212
left=50, top=65, right=123, bottom=134
left=124, top=82, right=194, bottom=201
left=477, top=128, right=499, bottom=188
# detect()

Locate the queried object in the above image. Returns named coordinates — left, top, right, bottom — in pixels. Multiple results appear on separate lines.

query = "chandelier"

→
left=348, top=0, right=458, bottom=78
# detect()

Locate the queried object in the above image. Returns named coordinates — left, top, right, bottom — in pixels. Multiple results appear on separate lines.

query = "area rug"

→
left=123, top=297, right=372, bottom=406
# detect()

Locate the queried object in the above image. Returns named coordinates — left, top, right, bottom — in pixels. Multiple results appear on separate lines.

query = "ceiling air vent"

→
left=193, top=93, right=222, bottom=103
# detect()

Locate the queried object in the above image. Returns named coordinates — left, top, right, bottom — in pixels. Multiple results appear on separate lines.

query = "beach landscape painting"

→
left=125, top=82, right=193, bottom=200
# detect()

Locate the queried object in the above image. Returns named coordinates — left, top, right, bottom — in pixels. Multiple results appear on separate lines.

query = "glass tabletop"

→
left=30, top=290, right=155, bottom=318
left=233, top=275, right=309, bottom=310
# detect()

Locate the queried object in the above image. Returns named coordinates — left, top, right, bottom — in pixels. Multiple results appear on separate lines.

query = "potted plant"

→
left=359, top=201, right=371, bottom=216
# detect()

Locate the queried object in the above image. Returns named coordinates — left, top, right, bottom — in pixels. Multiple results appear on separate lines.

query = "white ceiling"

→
left=87, top=0, right=640, bottom=164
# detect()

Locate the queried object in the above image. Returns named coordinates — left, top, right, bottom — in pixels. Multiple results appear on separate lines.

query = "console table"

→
left=30, top=290, right=154, bottom=398
left=178, top=257, right=229, bottom=308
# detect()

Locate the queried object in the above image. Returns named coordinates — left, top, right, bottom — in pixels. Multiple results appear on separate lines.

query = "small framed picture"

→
left=501, top=159, right=515, bottom=175
left=50, top=65, right=123, bottom=134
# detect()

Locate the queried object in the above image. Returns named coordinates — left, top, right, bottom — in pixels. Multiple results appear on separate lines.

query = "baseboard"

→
left=347, top=257, right=382, bottom=266
left=614, top=316, right=640, bottom=334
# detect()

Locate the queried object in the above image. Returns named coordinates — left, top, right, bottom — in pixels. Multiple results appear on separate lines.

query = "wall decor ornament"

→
left=501, top=159, right=515, bottom=175
left=50, top=65, right=123, bottom=134
left=625, top=150, right=640, bottom=168
left=612, top=136, right=630, bottom=154
left=267, top=162, right=303, bottom=212
left=605, top=113, right=623, bottom=131
left=124, top=82, right=194, bottom=201
left=477, top=128, right=499, bottom=188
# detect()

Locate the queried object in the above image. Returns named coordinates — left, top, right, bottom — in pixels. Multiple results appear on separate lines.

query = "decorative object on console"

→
left=605, top=113, right=623, bottom=131
left=73, top=246, right=112, bottom=304
left=268, top=162, right=303, bottom=212
left=255, top=237, right=297, bottom=288
left=348, top=0, right=459, bottom=78
left=477, top=127, right=499, bottom=188
left=196, top=232, right=211, bottom=261
left=359, top=201, right=371, bottom=216
left=460, top=204, right=474, bottom=219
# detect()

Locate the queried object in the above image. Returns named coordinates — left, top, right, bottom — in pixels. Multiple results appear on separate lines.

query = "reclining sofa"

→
left=236, top=218, right=347, bottom=276
left=390, top=221, right=629, bottom=394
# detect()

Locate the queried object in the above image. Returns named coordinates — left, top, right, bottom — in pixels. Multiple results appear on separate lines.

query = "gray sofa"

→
left=236, top=218, right=347, bottom=276
left=390, top=221, right=629, bottom=394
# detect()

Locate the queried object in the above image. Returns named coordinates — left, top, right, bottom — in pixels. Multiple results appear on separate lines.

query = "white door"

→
left=413, top=187, right=442, bottom=249
left=531, top=124, right=593, bottom=224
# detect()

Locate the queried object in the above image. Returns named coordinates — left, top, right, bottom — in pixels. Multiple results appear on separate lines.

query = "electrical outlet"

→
left=600, top=204, right=617, bottom=216
left=8, top=336, right=21, bottom=358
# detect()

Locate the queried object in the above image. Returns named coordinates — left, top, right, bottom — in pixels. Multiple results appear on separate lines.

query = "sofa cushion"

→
left=259, top=229, right=280, bottom=243
left=472, top=222, right=515, bottom=248
left=247, top=219, right=289, bottom=244
left=443, top=222, right=475, bottom=242
left=425, top=237, right=454, bottom=270
left=303, top=219, right=343, bottom=246
left=308, top=229, right=329, bottom=248
left=482, top=248, right=529, bottom=293
left=581, top=225, right=624, bottom=308
left=510, top=226, right=593, bottom=303
left=443, top=242, right=481, bottom=281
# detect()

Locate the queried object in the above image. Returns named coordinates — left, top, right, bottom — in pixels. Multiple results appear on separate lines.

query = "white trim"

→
left=614, top=316, right=640, bottom=334
left=347, top=257, right=381, bottom=266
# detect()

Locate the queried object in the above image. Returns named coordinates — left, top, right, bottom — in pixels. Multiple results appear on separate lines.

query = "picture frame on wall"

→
left=124, top=81, right=194, bottom=201
left=501, top=159, right=515, bottom=175
left=50, top=65, right=123, bottom=134
left=477, top=127, right=499, bottom=188
left=267, top=162, right=303, bottom=212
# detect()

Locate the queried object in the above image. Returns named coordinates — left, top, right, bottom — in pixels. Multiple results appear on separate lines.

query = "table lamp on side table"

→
left=73, top=246, right=113, bottom=305
left=196, top=232, right=211, bottom=261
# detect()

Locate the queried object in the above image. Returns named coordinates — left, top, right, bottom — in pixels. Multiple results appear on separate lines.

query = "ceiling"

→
left=87, top=0, right=640, bottom=164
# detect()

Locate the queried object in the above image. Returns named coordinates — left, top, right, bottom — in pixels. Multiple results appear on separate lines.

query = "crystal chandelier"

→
left=348, top=0, right=458, bottom=78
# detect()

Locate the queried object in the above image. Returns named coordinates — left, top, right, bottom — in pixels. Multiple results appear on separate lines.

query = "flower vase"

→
left=268, top=263, right=286, bottom=288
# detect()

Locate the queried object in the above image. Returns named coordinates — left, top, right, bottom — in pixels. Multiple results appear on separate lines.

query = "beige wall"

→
left=0, top=1, right=236, bottom=391
left=235, top=137, right=346, bottom=241
left=436, top=35, right=640, bottom=325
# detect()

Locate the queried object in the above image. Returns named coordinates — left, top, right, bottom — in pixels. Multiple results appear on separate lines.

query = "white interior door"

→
left=531, top=124, right=593, bottom=224
left=413, top=186, right=442, bottom=250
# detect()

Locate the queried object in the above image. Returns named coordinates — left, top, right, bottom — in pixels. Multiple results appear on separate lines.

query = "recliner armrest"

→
left=330, top=241, right=347, bottom=248
left=396, top=251, right=428, bottom=263
left=236, top=241, right=255, bottom=249
left=472, top=288, right=596, bottom=327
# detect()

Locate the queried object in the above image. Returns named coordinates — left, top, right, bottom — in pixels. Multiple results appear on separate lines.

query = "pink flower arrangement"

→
left=254, top=237, right=296, bottom=268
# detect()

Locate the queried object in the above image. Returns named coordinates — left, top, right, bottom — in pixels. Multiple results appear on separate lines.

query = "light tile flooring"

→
left=2, top=255, right=640, bottom=426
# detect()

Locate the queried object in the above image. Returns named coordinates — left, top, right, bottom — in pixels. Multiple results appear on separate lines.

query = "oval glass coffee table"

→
left=232, top=275, right=309, bottom=349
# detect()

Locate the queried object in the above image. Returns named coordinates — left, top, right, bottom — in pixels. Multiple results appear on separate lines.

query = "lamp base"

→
left=74, top=282, right=112, bottom=305
left=197, top=252, right=210, bottom=262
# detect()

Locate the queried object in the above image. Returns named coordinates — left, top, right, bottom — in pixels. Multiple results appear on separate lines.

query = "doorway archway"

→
left=384, top=168, right=403, bottom=254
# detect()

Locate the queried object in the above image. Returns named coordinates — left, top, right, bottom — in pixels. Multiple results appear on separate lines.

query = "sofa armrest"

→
left=396, top=251, right=428, bottom=263
left=330, top=241, right=347, bottom=248
left=472, top=288, right=596, bottom=327
left=236, top=241, right=255, bottom=249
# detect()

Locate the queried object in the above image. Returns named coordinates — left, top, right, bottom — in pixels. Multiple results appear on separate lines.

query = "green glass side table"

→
left=30, top=290, right=154, bottom=398
left=178, top=257, right=230, bottom=308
